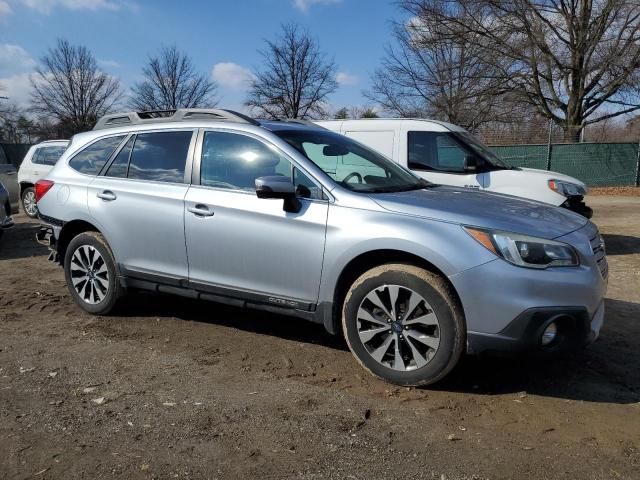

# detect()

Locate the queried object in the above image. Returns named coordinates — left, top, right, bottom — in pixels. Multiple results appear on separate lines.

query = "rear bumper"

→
left=467, top=302, right=604, bottom=354
left=36, top=224, right=61, bottom=262
left=36, top=224, right=55, bottom=247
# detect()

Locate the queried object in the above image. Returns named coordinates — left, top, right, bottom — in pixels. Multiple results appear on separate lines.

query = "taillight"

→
left=34, top=179, right=55, bottom=203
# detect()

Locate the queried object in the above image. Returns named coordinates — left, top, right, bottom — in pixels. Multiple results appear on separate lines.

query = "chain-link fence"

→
left=476, top=120, right=640, bottom=187
left=488, top=142, right=640, bottom=187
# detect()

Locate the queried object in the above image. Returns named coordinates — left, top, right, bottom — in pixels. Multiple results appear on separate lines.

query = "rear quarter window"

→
left=39, top=146, right=67, bottom=166
left=69, top=136, right=126, bottom=175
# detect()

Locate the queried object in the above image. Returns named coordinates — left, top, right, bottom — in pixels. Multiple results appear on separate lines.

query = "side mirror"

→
left=463, top=155, right=479, bottom=172
left=255, top=176, right=301, bottom=213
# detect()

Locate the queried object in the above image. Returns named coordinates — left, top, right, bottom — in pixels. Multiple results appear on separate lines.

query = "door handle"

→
left=6, top=171, right=16, bottom=176
left=96, top=190, right=117, bottom=201
left=187, top=204, right=214, bottom=217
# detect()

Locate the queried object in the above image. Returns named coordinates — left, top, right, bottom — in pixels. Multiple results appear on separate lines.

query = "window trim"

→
left=101, top=133, right=134, bottom=178
left=97, top=128, right=197, bottom=184
left=192, top=127, right=331, bottom=202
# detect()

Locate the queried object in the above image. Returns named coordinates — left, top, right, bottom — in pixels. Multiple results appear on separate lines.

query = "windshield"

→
left=274, top=129, right=429, bottom=193
left=454, top=132, right=511, bottom=169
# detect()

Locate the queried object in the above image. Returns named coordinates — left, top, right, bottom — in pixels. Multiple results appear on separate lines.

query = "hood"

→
left=519, top=167, right=586, bottom=188
left=370, top=185, right=587, bottom=239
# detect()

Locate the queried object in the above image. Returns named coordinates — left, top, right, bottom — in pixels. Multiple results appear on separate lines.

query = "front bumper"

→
left=466, top=302, right=604, bottom=354
left=450, top=248, right=607, bottom=355
left=562, top=195, right=592, bottom=218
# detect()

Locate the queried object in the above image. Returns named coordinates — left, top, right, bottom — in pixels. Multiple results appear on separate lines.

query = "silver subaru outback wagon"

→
left=35, top=109, right=608, bottom=386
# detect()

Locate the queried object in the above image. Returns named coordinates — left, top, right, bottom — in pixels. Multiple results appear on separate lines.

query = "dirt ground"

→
left=1, top=197, right=639, bottom=480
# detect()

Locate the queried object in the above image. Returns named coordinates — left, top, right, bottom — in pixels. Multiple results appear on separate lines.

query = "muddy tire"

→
left=64, top=232, right=123, bottom=315
left=342, top=264, right=465, bottom=386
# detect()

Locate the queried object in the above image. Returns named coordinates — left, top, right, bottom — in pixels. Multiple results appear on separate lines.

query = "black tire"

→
left=64, top=232, right=123, bottom=315
left=21, top=187, right=38, bottom=218
left=342, top=264, right=466, bottom=387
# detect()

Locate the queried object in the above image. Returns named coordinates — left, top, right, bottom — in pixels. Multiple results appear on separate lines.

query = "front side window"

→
left=408, top=131, right=466, bottom=172
left=200, top=131, right=321, bottom=198
left=128, top=131, right=192, bottom=183
left=69, top=135, right=126, bottom=175
left=408, top=131, right=511, bottom=172
left=275, top=129, right=426, bottom=194
left=35, top=146, right=67, bottom=166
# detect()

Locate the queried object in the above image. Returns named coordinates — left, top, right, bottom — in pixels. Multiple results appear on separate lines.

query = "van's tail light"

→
left=35, top=179, right=55, bottom=203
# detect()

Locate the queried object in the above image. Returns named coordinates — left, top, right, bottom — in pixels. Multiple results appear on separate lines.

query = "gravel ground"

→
left=1, top=196, right=639, bottom=480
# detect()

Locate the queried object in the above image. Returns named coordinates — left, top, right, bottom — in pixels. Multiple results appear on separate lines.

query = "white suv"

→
left=18, top=140, right=68, bottom=217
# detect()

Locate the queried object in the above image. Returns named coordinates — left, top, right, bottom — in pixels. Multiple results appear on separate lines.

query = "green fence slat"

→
left=490, top=142, right=638, bottom=187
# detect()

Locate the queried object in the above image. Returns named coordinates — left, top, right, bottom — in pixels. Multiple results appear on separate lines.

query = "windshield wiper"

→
left=367, top=181, right=432, bottom=194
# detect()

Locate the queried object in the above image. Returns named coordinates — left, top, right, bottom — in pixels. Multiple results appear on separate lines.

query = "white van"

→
left=18, top=140, right=68, bottom=217
left=316, top=119, right=592, bottom=218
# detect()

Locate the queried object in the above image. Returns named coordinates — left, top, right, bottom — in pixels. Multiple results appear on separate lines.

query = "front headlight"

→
left=464, top=227, right=579, bottom=268
left=548, top=179, right=586, bottom=197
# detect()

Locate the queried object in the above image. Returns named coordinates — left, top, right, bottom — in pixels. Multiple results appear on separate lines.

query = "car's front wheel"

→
left=342, top=264, right=465, bottom=386
left=64, top=232, right=123, bottom=315
left=21, top=187, right=38, bottom=218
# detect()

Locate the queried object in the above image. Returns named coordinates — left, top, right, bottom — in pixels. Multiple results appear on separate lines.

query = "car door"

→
left=0, top=146, right=19, bottom=210
left=87, top=130, right=195, bottom=281
left=406, top=131, right=484, bottom=189
left=184, top=129, right=329, bottom=307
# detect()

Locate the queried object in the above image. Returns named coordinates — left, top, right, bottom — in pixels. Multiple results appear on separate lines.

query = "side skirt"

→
left=118, top=267, right=329, bottom=327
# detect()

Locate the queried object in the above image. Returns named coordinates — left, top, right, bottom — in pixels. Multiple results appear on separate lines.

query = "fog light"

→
left=541, top=322, right=558, bottom=346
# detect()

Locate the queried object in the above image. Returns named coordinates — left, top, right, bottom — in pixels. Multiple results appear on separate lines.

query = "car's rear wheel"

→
left=64, top=232, right=122, bottom=315
left=21, top=187, right=38, bottom=218
left=342, top=264, right=465, bottom=386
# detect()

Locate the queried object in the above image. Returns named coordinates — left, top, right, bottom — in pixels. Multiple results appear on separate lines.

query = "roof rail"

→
left=93, top=108, right=260, bottom=130
left=260, top=118, right=328, bottom=130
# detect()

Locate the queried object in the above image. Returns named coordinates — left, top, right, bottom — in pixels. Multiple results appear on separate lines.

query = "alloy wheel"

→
left=23, top=190, right=37, bottom=216
left=356, top=284, right=440, bottom=371
left=69, top=245, right=109, bottom=304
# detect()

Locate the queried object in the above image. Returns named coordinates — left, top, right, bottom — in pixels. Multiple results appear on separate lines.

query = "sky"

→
left=0, top=0, right=401, bottom=114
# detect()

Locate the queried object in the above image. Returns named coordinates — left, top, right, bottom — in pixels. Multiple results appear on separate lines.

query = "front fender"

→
left=318, top=204, right=496, bottom=305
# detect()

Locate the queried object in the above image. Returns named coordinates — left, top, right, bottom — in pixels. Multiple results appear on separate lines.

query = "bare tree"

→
left=334, top=107, right=349, bottom=119
left=405, top=0, right=640, bottom=141
left=30, top=39, right=123, bottom=136
left=367, top=2, right=510, bottom=130
left=246, top=24, right=338, bottom=119
left=130, top=46, right=218, bottom=111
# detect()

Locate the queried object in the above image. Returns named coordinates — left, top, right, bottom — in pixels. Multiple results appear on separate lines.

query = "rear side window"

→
left=69, top=136, right=126, bottom=175
left=128, top=131, right=192, bottom=183
left=34, top=146, right=66, bottom=166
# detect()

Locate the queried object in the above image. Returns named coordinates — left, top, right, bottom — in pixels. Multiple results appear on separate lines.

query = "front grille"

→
left=590, top=233, right=608, bottom=278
